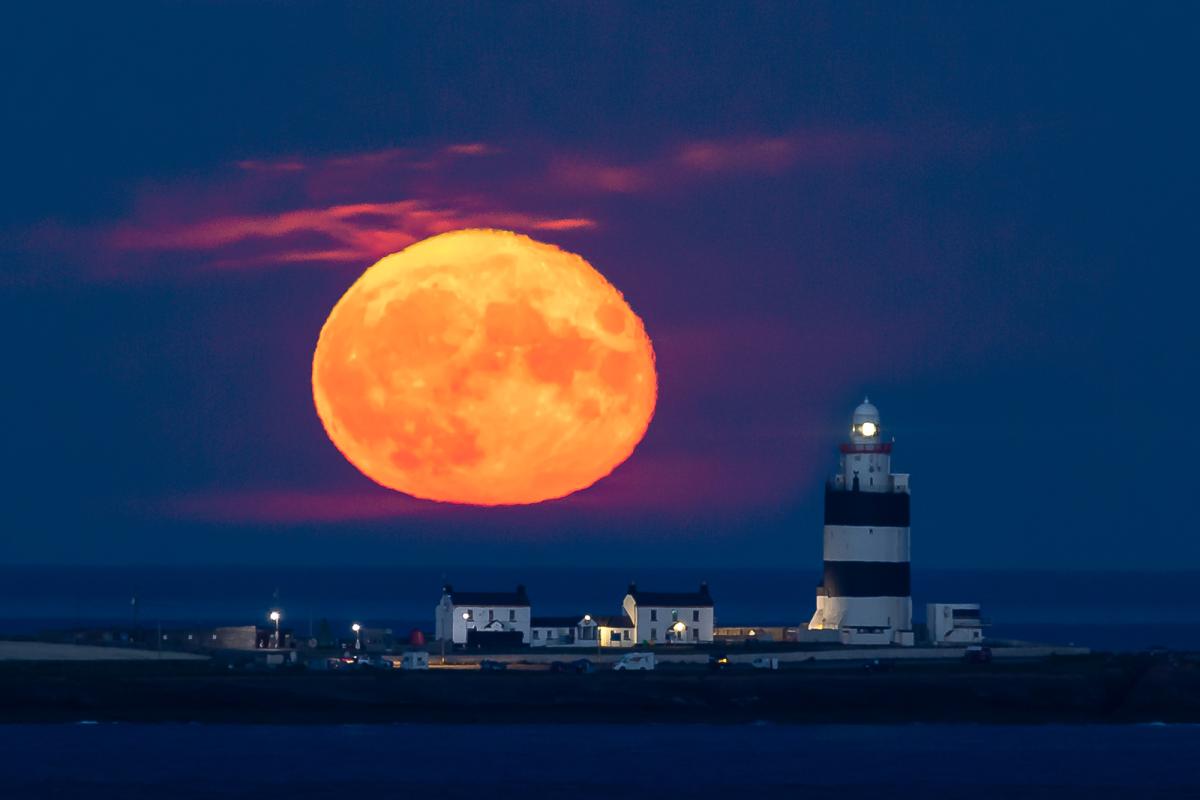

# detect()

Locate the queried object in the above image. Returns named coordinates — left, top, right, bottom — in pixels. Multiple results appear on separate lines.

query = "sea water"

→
left=2, top=722, right=1198, bottom=798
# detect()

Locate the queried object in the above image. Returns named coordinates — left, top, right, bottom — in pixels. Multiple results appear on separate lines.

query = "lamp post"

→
left=269, top=610, right=281, bottom=648
left=352, top=622, right=362, bottom=651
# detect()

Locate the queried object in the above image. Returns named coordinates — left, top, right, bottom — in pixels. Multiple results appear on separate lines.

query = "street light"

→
left=352, top=622, right=362, bottom=651
left=269, top=610, right=282, bottom=649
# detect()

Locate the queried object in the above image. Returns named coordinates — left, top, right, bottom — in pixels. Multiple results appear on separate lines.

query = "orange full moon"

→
left=312, top=229, right=657, bottom=505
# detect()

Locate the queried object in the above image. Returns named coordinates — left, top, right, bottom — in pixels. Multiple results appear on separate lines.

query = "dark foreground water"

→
left=3, top=723, right=1198, bottom=799
left=3, top=565, right=1199, bottom=651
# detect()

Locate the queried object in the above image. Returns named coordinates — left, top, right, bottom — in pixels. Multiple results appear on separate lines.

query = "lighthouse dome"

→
left=852, top=397, right=880, bottom=425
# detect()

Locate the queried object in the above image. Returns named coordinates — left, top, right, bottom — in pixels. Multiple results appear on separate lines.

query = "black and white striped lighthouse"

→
left=808, top=398, right=914, bottom=646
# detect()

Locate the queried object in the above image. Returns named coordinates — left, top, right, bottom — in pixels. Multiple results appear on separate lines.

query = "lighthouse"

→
left=808, top=398, right=915, bottom=646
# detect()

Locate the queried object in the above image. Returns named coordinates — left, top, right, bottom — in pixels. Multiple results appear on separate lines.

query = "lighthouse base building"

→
left=808, top=398, right=915, bottom=646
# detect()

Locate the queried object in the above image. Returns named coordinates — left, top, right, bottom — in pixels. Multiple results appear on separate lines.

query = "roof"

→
left=443, top=584, right=530, bottom=607
left=531, top=616, right=585, bottom=628
left=625, top=582, right=713, bottom=608
left=853, top=396, right=880, bottom=424
left=594, top=615, right=634, bottom=629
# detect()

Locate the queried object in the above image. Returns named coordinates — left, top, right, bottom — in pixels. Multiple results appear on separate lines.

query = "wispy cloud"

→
left=16, top=125, right=967, bottom=283
left=107, top=199, right=595, bottom=270
left=547, top=129, right=897, bottom=195
left=153, top=489, right=434, bottom=524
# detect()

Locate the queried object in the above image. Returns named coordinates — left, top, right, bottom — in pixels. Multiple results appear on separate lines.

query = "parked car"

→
left=708, top=653, right=731, bottom=671
left=964, top=645, right=993, bottom=664
left=613, top=652, right=655, bottom=671
left=479, top=659, right=508, bottom=671
left=751, top=656, right=780, bottom=670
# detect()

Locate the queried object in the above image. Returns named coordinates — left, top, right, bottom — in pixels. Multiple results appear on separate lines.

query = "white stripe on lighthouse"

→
left=822, top=525, right=911, bottom=563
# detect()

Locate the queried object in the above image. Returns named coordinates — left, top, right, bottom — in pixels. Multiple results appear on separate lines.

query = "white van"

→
left=751, top=656, right=780, bottom=670
left=613, top=652, right=655, bottom=671
left=399, top=651, right=429, bottom=670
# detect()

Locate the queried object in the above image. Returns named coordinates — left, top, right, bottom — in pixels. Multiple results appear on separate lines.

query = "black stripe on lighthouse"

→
left=823, top=487, right=910, bottom=527
left=822, top=561, right=911, bottom=597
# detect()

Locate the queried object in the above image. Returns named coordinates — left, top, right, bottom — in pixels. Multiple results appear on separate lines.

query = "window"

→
left=488, top=609, right=495, bottom=622
left=650, top=628, right=657, bottom=640
left=509, top=609, right=516, bottom=621
left=692, top=610, right=699, bottom=622
left=692, top=629, right=699, bottom=641
left=533, top=630, right=540, bottom=639
left=464, top=609, right=474, bottom=621
left=650, top=609, right=657, bottom=622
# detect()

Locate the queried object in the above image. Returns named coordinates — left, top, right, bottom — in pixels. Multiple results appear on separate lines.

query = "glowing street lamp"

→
left=352, top=622, right=362, bottom=651
left=269, top=610, right=282, bottom=648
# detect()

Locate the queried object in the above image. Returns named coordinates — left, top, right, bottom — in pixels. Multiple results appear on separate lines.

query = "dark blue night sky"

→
left=1, top=3, right=1195, bottom=568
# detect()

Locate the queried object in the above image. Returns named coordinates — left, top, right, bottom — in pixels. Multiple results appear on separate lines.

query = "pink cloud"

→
left=443, top=142, right=498, bottom=156
left=103, top=196, right=596, bottom=272
left=547, top=129, right=897, bottom=195
left=152, top=489, right=436, bottom=524
left=550, top=158, right=651, bottom=193
left=19, top=126, right=944, bottom=283
left=674, top=131, right=896, bottom=174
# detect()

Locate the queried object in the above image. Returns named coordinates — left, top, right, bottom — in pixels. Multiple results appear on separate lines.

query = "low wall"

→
left=430, top=643, right=1088, bottom=666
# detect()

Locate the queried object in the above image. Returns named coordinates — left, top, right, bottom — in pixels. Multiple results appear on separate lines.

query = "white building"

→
left=595, top=615, right=635, bottom=648
left=530, top=615, right=598, bottom=648
left=623, top=583, right=714, bottom=644
left=808, top=398, right=915, bottom=646
left=434, top=584, right=532, bottom=645
left=927, top=603, right=984, bottom=645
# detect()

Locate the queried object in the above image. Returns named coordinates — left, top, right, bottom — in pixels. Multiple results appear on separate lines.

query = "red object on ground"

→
left=409, top=629, right=426, bottom=646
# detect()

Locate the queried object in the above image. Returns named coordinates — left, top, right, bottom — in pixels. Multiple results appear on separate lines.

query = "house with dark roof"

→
left=435, top=584, right=531, bottom=645
left=622, top=582, right=715, bottom=644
